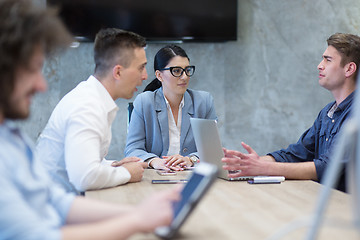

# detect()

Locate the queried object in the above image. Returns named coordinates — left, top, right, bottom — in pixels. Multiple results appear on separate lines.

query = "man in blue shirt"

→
left=222, top=33, right=360, bottom=192
left=0, top=1, right=179, bottom=239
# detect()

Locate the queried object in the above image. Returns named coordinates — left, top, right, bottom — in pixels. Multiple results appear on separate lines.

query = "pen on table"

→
left=152, top=179, right=188, bottom=184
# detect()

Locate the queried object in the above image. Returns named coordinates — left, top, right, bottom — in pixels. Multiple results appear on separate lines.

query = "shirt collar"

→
left=163, top=94, right=185, bottom=110
left=0, top=120, right=34, bottom=150
left=89, top=75, right=119, bottom=114
left=337, top=91, right=355, bottom=111
left=1, top=120, right=17, bottom=131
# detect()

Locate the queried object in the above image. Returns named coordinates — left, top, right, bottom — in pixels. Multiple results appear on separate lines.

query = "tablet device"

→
left=154, top=162, right=218, bottom=239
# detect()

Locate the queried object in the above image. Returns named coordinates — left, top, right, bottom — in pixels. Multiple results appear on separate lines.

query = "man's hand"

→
left=222, top=142, right=270, bottom=177
left=111, top=157, right=143, bottom=167
left=133, top=187, right=181, bottom=232
left=111, top=157, right=148, bottom=168
left=121, top=162, right=145, bottom=183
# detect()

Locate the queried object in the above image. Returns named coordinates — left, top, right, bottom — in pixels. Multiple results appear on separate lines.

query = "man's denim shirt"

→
left=269, top=91, right=355, bottom=192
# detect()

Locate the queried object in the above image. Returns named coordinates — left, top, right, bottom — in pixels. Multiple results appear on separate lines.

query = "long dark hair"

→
left=143, top=44, right=189, bottom=92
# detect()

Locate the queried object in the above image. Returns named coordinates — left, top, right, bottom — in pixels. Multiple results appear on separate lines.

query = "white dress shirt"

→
left=164, top=96, right=184, bottom=156
left=36, top=76, right=130, bottom=193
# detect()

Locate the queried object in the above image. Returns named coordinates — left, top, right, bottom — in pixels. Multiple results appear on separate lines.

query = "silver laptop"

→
left=190, top=118, right=253, bottom=181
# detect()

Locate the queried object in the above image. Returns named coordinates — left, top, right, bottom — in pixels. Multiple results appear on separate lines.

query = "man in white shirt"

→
left=37, top=28, right=149, bottom=193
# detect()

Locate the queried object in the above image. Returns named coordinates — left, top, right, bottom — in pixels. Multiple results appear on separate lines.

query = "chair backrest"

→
left=128, top=102, right=134, bottom=124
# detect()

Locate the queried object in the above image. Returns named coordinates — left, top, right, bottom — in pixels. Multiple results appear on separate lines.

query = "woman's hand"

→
left=149, top=158, right=171, bottom=170
left=163, top=154, right=193, bottom=170
left=149, top=155, right=192, bottom=171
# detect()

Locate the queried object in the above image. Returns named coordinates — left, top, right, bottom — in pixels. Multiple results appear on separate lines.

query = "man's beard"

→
left=3, top=105, right=30, bottom=120
left=2, top=92, right=33, bottom=120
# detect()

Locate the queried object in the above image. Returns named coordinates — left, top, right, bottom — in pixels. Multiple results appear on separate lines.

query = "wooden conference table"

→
left=86, top=169, right=359, bottom=240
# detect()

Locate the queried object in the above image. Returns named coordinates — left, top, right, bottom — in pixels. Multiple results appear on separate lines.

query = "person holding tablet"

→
left=124, top=45, right=217, bottom=171
left=0, top=1, right=180, bottom=239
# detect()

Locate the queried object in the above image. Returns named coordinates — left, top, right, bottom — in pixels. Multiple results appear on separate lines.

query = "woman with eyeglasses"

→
left=124, top=45, right=217, bottom=171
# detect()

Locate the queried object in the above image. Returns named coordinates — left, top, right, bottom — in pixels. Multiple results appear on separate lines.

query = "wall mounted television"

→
left=47, top=0, right=237, bottom=43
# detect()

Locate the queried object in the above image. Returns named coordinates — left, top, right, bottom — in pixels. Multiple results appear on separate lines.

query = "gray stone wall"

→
left=19, top=0, right=360, bottom=159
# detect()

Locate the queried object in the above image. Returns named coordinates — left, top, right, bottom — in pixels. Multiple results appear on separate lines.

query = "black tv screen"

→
left=47, top=0, right=237, bottom=42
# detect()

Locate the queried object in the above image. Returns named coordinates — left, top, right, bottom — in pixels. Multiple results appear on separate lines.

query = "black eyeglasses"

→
left=160, top=66, right=195, bottom=77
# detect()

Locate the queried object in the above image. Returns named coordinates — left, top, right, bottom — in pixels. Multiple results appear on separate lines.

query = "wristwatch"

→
left=189, top=155, right=200, bottom=166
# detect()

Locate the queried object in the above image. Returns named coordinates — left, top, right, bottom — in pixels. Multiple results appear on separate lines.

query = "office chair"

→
left=128, top=102, right=134, bottom=125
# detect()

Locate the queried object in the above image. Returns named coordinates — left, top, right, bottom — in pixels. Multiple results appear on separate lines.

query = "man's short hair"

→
left=94, top=28, right=146, bottom=77
left=0, top=0, right=72, bottom=111
left=327, top=33, right=360, bottom=81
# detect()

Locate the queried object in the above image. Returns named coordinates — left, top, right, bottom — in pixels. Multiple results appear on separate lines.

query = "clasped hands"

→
left=110, top=155, right=193, bottom=171
left=149, top=154, right=193, bottom=171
